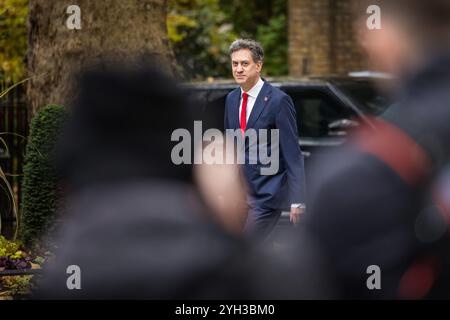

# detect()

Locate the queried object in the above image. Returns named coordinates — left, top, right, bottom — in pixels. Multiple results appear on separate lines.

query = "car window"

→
left=187, top=88, right=231, bottom=131
left=205, top=89, right=229, bottom=131
left=186, top=89, right=209, bottom=112
left=283, top=88, right=355, bottom=138
left=334, top=81, right=392, bottom=116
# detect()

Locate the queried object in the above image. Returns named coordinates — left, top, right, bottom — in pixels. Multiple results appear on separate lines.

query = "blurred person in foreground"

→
left=303, top=0, right=450, bottom=299
left=35, top=64, right=330, bottom=299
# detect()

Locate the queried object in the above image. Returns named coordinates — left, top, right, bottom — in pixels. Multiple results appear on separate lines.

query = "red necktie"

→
left=240, top=92, right=248, bottom=134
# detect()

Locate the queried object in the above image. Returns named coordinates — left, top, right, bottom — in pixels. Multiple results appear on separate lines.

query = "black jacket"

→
left=305, top=54, right=450, bottom=299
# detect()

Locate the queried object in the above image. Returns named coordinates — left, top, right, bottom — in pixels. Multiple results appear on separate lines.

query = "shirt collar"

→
left=241, top=78, right=264, bottom=98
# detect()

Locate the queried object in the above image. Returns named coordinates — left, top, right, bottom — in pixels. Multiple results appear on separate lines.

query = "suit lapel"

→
left=229, top=88, right=241, bottom=129
left=246, top=81, right=272, bottom=129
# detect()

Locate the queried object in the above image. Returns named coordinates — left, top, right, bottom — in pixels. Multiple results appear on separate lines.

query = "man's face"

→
left=231, top=49, right=262, bottom=90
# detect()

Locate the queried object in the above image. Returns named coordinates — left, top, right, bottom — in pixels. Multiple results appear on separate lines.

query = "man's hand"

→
left=290, top=206, right=305, bottom=225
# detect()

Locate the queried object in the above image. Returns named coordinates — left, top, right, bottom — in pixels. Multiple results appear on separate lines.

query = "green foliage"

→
left=0, top=235, right=20, bottom=257
left=168, top=0, right=288, bottom=80
left=168, top=0, right=238, bottom=79
left=0, top=0, right=289, bottom=81
left=256, top=13, right=288, bottom=76
left=20, top=105, right=68, bottom=247
left=0, top=235, right=41, bottom=298
left=1, top=275, right=33, bottom=298
left=219, top=0, right=276, bottom=38
left=0, top=0, right=28, bottom=83
left=228, top=0, right=288, bottom=77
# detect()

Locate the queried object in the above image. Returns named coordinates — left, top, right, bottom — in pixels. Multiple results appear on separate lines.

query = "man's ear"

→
left=256, top=61, right=263, bottom=73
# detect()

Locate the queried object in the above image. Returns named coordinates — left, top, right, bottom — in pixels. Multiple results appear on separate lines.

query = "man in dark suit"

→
left=224, top=39, right=306, bottom=240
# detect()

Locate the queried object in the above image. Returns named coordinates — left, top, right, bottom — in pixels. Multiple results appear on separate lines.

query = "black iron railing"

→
left=0, top=85, right=29, bottom=239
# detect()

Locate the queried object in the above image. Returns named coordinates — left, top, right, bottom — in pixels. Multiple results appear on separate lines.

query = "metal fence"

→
left=0, top=85, right=29, bottom=239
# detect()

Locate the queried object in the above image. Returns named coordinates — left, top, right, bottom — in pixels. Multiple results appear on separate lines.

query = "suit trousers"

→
left=244, top=207, right=282, bottom=241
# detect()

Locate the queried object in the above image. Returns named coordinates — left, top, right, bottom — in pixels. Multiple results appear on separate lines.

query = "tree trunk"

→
left=27, top=0, right=176, bottom=114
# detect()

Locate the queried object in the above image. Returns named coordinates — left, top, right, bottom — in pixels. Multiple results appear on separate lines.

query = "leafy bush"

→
left=0, top=235, right=20, bottom=257
left=168, top=0, right=288, bottom=79
left=0, top=235, right=30, bottom=271
left=0, top=275, right=33, bottom=298
left=257, top=13, right=288, bottom=76
left=0, top=0, right=28, bottom=83
left=168, top=0, right=238, bottom=80
left=0, top=236, right=39, bottom=299
left=20, top=105, right=68, bottom=247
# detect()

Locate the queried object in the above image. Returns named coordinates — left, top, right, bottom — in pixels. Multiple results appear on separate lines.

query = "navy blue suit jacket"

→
left=224, top=80, right=306, bottom=211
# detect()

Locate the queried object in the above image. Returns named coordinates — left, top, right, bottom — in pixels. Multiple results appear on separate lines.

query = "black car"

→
left=185, top=76, right=391, bottom=161
left=184, top=76, right=392, bottom=222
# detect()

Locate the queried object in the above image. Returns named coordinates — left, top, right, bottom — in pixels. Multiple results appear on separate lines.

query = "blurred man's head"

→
left=58, top=64, right=196, bottom=191
left=356, top=0, right=450, bottom=79
left=229, top=39, right=263, bottom=92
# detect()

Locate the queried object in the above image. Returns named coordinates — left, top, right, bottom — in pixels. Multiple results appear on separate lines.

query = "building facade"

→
left=288, top=0, right=367, bottom=76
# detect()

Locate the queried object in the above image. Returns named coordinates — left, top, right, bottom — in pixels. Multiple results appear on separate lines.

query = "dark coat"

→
left=305, top=54, right=450, bottom=299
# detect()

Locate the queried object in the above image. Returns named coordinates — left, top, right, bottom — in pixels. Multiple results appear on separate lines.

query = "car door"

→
left=281, top=85, right=362, bottom=181
left=186, top=86, right=235, bottom=132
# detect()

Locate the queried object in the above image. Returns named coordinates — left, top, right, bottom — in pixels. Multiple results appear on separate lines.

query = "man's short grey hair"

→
left=229, top=39, right=264, bottom=63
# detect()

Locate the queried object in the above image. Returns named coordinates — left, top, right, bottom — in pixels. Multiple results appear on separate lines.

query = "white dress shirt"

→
left=239, top=77, right=265, bottom=123
left=238, top=77, right=305, bottom=211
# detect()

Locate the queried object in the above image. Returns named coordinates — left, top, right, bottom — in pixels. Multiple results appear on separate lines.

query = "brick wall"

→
left=288, top=0, right=367, bottom=76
